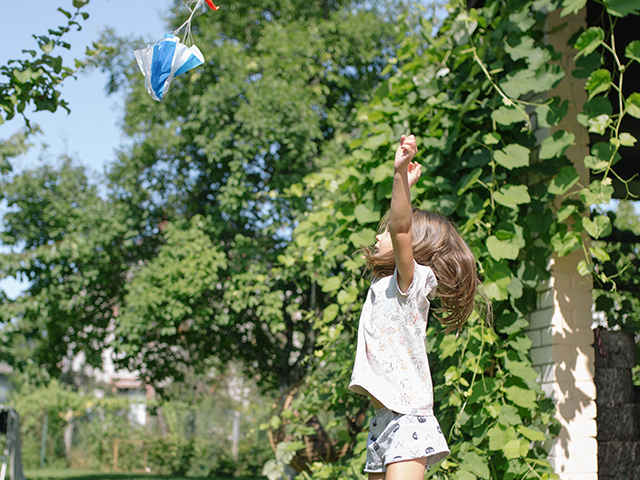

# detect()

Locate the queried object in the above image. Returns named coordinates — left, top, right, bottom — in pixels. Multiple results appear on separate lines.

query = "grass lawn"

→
left=24, top=469, right=261, bottom=480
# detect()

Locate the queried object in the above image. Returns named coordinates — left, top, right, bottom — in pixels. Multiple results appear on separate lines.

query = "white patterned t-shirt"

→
left=349, top=261, right=438, bottom=415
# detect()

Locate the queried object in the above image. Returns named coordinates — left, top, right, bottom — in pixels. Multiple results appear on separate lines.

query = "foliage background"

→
left=1, top=0, right=639, bottom=479
left=11, top=370, right=272, bottom=477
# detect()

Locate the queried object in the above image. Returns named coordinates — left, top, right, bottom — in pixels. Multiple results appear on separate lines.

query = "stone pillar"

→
left=594, top=329, right=640, bottom=479
left=529, top=7, right=598, bottom=480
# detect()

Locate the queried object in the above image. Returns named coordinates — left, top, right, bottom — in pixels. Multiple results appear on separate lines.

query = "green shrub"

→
left=144, top=434, right=195, bottom=476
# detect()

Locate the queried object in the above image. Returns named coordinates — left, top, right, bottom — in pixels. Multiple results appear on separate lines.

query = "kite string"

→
left=173, top=0, right=205, bottom=44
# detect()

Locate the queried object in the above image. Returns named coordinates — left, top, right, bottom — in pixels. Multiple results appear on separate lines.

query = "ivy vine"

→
left=263, top=0, right=639, bottom=479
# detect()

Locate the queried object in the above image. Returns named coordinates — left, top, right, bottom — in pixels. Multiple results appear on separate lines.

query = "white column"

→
left=528, top=8, right=598, bottom=479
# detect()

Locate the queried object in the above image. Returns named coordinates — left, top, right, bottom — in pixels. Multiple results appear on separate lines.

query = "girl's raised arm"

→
left=390, top=134, right=418, bottom=293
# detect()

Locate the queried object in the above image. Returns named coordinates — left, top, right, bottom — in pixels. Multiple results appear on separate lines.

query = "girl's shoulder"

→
left=415, top=262, right=438, bottom=298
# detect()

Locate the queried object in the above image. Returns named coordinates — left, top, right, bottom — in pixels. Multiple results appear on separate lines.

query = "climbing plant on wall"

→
left=267, top=0, right=639, bottom=478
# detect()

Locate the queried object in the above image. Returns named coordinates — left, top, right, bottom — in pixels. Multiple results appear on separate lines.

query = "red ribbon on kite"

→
left=205, top=0, right=220, bottom=10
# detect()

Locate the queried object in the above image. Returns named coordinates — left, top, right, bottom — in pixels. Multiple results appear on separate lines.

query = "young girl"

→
left=349, top=134, right=481, bottom=479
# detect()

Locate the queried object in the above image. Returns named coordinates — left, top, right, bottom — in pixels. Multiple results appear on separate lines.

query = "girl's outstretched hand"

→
left=407, top=161, right=422, bottom=188
left=394, top=134, right=417, bottom=170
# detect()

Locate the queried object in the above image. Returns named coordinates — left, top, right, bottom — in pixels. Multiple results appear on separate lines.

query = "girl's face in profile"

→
left=374, top=228, right=393, bottom=256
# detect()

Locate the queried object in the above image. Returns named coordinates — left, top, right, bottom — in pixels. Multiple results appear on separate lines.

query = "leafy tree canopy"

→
left=1, top=0, right=409, bottom=391
left=0, top=0, right=91, bottom=133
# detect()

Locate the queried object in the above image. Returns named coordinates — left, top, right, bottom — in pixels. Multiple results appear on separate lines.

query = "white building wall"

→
left=527, top=257, right=597, bottom=479
left=525, top=7, right=598, bottom=479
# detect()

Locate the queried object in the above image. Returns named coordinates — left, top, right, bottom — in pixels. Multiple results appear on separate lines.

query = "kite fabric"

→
left=134, top=34, right=205, bottom=101
left=134, top=0, right=219, bottom=101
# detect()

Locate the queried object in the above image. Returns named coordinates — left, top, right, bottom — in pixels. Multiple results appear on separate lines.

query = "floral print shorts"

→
left=364, top=407, right=450, bottom=473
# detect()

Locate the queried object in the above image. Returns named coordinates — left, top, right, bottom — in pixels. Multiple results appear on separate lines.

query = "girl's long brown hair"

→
left=363, top=210, right=488, bottom=333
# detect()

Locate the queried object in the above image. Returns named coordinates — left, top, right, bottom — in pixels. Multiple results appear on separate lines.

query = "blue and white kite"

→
left=134, top=0, right=219, bottom=101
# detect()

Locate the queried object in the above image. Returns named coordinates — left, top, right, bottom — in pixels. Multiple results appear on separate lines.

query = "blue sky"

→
left=0, top=0, right=174, bottom=176
left=1, top=0, right=175, bottom=298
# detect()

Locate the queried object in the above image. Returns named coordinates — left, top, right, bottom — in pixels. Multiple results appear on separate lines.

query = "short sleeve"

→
left=393, top=261, right=437, bottom=298
left=420, top=264, right=438, bottom=299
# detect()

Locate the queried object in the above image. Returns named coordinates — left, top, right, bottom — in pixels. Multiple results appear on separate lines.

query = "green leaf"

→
left=577, top=259, right=592, bottom=276
left=590, top=245, right=610, bottom=262
left=591, top=141, right=621, bottom=165
left=321, top=276, right=342, bottom=293
left=349, top=228, right=376, bottom=247
left=551, top=229, right=581, bottom=256
left=583, top=157, right=605, bottom=174
left=504, top=385, right=537, bottom=409
left=486, top=225, right=524, bottom=261
left=488, top=425, right=507, bottom=451
left=503, top=439, right=526, bottom=459
left=453, top=471, right=477, bottom=480
left=321, top=304, right=339, bottom=324
left=354, top=204, right=379, bottom=225
left=57, top=8, right=72, bottom=19
left=492, top=106, right=528, bottom=125
left=517, top=425, right=546, bottom=442
left=583, top=96, right=613, bottom=118
left=603, top=0, right=640, bottom=17
left=587, top=114, right=610, bottom=135
left=505, top=36, right=535, bottom=61
left=461, top=451, right=490, bottom=479
left=539, top=130, right=575, bottom=159
left=440, top=334, right=459, bottom=359
left=581, top=180, right=614, bottom=206
left=493, top=144, right=530, bottom=169
left=488, top=425, right=516, bottom=451
left=363, top=133, right=389, bottom=151
left=626, top=93, right=640, bottom=119
left=501, top=65, right=563, bottom=98
left=13, top=68, right=41, bottom=83
left=582, top=215, right=612, bottom=239
left=574, top=27, right=604, bottom=57
left=505, top=358, right=539, bottom=390
left=483, top=132, right=501, bottom=145
left=548, top=166, right=579, bottom=195
left=499, top=404, right=522, bottom=425
left=288, top=183, right=304, bottom=197
left=337, top=288, right=358, bottom=305
left=585, top=69, right=611, bottom=99
left=557, top=203, right=578, bottom=222
left=483, top=261, right=512, bottom=301
left=457, top=168, right=483, bottom=195
left=487, top=236, right=519, bottom=260
left=619, top=132, right=636, bottom=146
left=493, top=185, right=531, bottom=209
left=625, top=40, right=640, bottom=63
left=573, top=52, right=601, bottom=79
left=371, top=163, right=389, bottom=183
left=561, top=0, right=586, bottom=16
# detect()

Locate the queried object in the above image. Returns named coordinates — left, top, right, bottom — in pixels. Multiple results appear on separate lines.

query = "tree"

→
left=1, top=0, right=407, bottom=398
left=97, top=1, right=407, bottom=393
left=0, top=159, right=146, bottom=377
left=0, top=1, right=91, bottom=132
left=592, top=200, right=640, bottom=332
